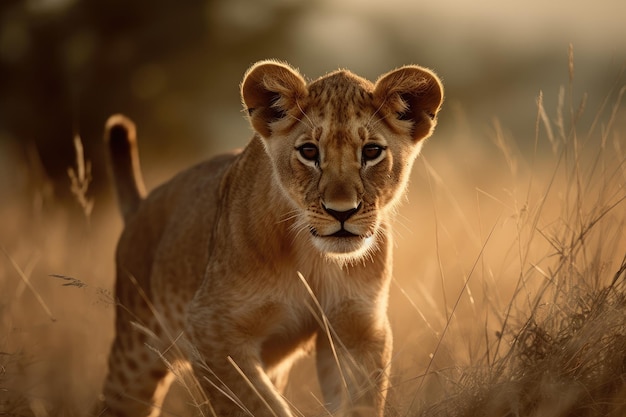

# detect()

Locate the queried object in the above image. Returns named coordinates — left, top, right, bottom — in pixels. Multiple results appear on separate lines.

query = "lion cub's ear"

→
left=241, top=60, right=308, bottom=138
left=374, top=66, right=444, bottom=141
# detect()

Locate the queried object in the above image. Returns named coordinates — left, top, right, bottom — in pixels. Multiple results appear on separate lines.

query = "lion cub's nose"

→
left=323, top=202, right=361, bottom=223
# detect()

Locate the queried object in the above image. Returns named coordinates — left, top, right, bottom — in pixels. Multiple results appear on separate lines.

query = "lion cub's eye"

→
left=296, top=143, right=319, bottom=162
left=362, top=144, right=386, bottom=162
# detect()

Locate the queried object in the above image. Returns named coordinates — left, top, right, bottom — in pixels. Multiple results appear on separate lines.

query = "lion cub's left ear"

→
left=241, top=60, right=308, bottom=138
left=374, top=66, right=444, bottom=141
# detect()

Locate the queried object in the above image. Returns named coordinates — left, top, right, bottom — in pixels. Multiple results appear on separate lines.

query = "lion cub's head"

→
left=241, top=60, right=443, bottom=260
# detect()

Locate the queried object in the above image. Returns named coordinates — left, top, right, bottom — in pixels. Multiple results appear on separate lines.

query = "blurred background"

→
left=1, top=0, right=625, bottom=205
left=1, top=1, right=625, bottom=415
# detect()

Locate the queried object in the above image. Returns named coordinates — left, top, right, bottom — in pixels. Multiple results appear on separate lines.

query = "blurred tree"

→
left=0, top=0, right=307, bottom=204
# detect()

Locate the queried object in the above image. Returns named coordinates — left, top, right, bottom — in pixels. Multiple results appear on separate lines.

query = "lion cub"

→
left=99, top=60, right=443, bottom=417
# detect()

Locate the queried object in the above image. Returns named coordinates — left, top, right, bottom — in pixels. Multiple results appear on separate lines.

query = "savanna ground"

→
left=1, top=52, right=626, bottom=417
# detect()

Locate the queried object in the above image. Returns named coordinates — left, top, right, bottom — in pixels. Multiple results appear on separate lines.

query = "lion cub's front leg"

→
left=316, top=301, right=392, bottom=417
left=186, top=299, right=294, bottom=417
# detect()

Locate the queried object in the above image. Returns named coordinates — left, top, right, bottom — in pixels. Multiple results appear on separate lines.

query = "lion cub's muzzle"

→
left=308, top=200, right=377, bottom=257
left=320, top=201, right=362, bottom=238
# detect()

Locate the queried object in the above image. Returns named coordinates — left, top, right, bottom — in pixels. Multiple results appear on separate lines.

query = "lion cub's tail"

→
left=104, top=114, right=147, bottom=222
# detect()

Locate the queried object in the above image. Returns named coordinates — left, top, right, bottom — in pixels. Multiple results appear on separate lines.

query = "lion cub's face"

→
left=242, top=61, right=443, bottom=260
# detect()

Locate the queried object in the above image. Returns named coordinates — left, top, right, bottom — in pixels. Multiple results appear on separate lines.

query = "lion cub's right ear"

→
left=241, top=60, right=308, bottom=138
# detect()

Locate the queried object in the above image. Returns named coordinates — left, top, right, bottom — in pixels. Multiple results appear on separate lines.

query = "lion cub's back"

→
left=115, top=151, right=240, bottom=316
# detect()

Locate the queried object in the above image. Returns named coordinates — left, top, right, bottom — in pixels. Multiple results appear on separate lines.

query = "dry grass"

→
left=1, top=52, right=625, bottom=416
left=400, top=51, right=626, bottom=417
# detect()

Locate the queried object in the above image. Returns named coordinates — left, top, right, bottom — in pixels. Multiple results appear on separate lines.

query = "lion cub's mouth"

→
left=308, top=226, right=375, bottom=257
left=310, top=227, right=367, bottom=239
left=329, top=229, right=359, bottom=238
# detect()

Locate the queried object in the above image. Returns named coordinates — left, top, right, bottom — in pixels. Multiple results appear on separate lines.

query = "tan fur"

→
left=97, top=60, right=443, bottom=417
